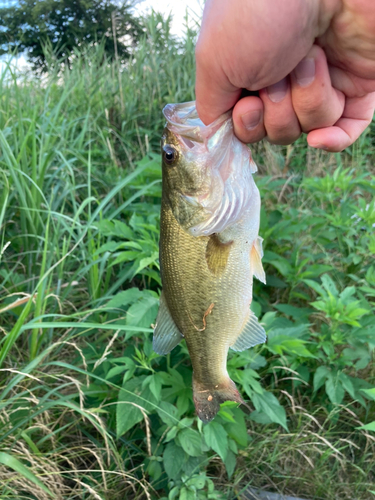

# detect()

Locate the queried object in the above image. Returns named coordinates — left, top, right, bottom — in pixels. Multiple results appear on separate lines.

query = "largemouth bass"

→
left=153, top=102, right=266, bottom=423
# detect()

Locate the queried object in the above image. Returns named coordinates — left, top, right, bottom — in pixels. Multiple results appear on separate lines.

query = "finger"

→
left=329, top=65, right=375, bottom=98
left=307, top=92, right=375, bottom=151
left=290, top=45, right=345, bottom=132
left=232, top=96, right=266, bottom=143
left=259, top=77, right=302, bottom=145
left=195, top=6, right=241, bottom=125
left=195, top=50, right=241, bottom=125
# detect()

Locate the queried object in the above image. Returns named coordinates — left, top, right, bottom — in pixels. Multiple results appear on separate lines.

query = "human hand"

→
left=195, top=0, right=375, bottom=152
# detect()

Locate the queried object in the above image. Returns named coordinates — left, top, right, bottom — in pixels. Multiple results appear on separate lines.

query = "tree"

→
left=0, top=0, right=143, bottom=69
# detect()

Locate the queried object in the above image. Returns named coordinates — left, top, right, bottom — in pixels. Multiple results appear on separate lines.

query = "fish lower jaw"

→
left=192, top=375, right=243, bottom=423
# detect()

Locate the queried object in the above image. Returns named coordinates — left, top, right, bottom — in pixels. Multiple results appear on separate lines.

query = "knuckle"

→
left=296, top=93, right=326, bottom=114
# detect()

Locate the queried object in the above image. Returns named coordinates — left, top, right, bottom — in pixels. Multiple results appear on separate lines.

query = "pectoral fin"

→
left=153, top=293, right=183, bottom=355
left=250, top=236, right=266, bottom=284
left=205, top=234, right=233, bottom=276
left=230, top=310, right=266, bottom=351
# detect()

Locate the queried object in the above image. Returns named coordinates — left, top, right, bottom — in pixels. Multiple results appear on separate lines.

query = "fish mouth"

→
left=163, top=101, right=231, bottom=144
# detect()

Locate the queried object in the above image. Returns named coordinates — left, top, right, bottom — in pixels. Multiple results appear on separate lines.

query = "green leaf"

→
left=313, top=366, right=330, bottom=392
left=249, top=410, right=273, bottom=425
left=361, top=388, right=375, bottom=401
left=148, top=372, right=163, bottom=400
left=178, top=428, right=203, bottom=457
left=203, top=421, right=228, bottom=461
left=125, top=293, right=159, bottom=332
left=179, top=487, right=196, bottom=500
left=325, top=373, right=345, bottom=405
left=147, top=460, right=162, bottom=481
left=116, top=376, right=157, bottom=437
left=186, top=474, right=206, bottom=489
left=252, top=391, right=288, bottom=430
left=105, top=288, right=142, bottom=309
left=303, top=279, right=326, bottom=297
left=224, top=450, right=237, bottom=478
left=274, top=304, right=314, bottom=321
left=157, top=401, right=179, bottom=426
left=357, top=421, right=375, bottom=432
left=97, top=219, right=134, bottom=239
left=163, top=441, right=186, bottom=479
left=0, top=452, right=53, bottom=497
left=224, top=408, right=248, bottom=447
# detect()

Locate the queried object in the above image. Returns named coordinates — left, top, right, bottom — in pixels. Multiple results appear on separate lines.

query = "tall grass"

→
left=1, top=11, right=375, bottom=500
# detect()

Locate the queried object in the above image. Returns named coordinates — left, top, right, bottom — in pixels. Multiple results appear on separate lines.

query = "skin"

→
left=158, top=128, right=263, bottom=422
left=195, top=0, right=375, bottom=152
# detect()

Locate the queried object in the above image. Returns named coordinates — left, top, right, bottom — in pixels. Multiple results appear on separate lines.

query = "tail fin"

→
left=193, top=376, right=247, bottom=423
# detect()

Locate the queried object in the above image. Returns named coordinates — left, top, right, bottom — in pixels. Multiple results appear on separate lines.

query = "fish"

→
left=153, top=101, right=266, bottom=423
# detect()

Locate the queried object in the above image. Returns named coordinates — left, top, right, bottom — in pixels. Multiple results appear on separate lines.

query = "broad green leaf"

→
left=224, top=450, right=237, bottom=478
left=105, top=364, right=128, bottom=380
left=252, top=391, right=288, bottom=430
left=321, top=274, right=339, bottom=296
left=203, top=421, right=228, bottom=461
left=313, top=366, right=330, bottom=392
left=125, top=294, right=159, bottom=332
left=274, top=304, right=314, bottom=321
left=105, top=288, right=142, bottom=309
left=224, top=408, right=248, bottom=447
left=148, top=372, right=163, bottom=400
left=357, top=422, right=375, bottom=432
left=97, top=219, right=134, bottom=239
left=0, top=452, right=53, bottom=497
left=178, top=428, right=203, bottom=457
left=325, top=373, right=345, bottom=405
left=157, top=401, right=179, bottom=426
left=116, top=376, right=157, bottom=437
left=183, top=457, right=203, bottom=477
left=186, top=474, right=206, bottom=489
left=338, top=372, right=356, bottom=400
left=361, top=388, right=375, bottom=401
left=249, top=410, right=273, bottom=425
left=163, top=441, right=186, bottom=479
left=179, top=487, right=195, bottom=500
left=147, top=460, right=162, bottom=481
left=303, top=279, right=325, bottom=297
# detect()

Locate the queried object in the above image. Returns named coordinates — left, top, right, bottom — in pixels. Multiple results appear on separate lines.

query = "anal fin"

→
left=153, top=292, right=183, bottom=355
left=230, top=310, right=266, bottom=351
left=251, top=236, right=266, bottom=284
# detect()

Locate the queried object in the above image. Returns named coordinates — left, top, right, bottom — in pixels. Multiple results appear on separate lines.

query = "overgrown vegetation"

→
left=0, top=13, right=374, bottom=500
left=0, top=0, right=143, bottom=70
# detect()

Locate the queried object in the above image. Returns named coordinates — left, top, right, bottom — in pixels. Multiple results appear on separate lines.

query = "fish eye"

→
left=163, top=145, right=178, bottom=165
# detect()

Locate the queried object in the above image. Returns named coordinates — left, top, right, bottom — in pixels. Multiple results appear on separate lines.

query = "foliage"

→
left=0, top=0, right=143, bottom=69
left=0, top=13, right=375, bottom=500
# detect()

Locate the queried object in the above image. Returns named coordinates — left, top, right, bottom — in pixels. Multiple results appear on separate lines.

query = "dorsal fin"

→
left=205, top=234, right=233, bottom=276
left=153, top=293, right=183, bottom=355
left=230, top=310, right=266, bottom=351
left=250, top=236, right=266, bottom=284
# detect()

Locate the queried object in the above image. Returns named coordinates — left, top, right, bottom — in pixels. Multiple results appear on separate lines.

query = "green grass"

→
left=1, top=12, right=375, bottom=500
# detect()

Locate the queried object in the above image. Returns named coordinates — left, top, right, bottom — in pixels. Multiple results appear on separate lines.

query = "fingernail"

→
left=240, top=109, right=261, bottom=130
left=267, top=78, right=288, bottom=103
left=295, top=58, right=315, bottom=87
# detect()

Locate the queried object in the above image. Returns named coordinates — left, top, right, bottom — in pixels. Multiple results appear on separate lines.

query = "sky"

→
left=0, top=0, right=204, bottom=73
left=135, top=0, right=204, bottom=36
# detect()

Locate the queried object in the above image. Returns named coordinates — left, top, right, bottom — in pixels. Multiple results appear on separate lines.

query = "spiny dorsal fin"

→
left=205, top=234, right=233, bottom=276
left=153, top=292, right=183, bottom=355
left=230, top=310, right=266, bottom=351
left=250, top=236, right=266, bottom=284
